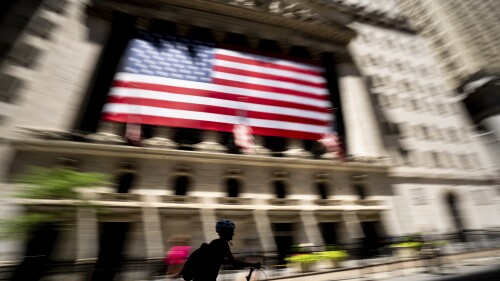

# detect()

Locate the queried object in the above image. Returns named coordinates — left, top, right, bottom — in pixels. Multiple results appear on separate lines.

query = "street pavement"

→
left=359, top=257, right=500, bottom=281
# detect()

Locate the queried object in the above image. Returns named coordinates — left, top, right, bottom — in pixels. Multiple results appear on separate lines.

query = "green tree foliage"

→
left=14, top=167, right=108, bottom=199
left=0, top=167, right=108, bottom=240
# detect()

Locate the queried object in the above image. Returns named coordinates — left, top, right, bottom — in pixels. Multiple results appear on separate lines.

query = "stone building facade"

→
left=395, top=0, right=500, bottom=172
left=0, top=0, right=499, bottom=274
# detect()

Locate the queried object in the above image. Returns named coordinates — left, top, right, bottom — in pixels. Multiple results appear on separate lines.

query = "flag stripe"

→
left=110, top=80, right=331, bottom=115
left=213, top=59, right=325, bottom=84
left=213, top=65, right=327, bottom=89
left=213, top=78, right=328, bottom=100
left=106, top=96, right=328, bottom=126
left=102, top=103, right=329, bottom=134
left=103, top=113, right=324, bottom=140
left=215, top=50, right=324, bottom=74
left=113, top=74, right=330, bottom=106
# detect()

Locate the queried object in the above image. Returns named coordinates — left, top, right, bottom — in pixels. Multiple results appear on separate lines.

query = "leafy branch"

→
left=0, top=167, right=108, bottom=240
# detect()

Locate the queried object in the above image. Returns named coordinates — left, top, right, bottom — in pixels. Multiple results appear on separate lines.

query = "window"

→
left=382, top=122, right=400, bottom=135
left=7, top=42, right=41, bottom=67
left=273, top=180, right=287, bottom=199
left=117, top=172, right=136, bottom=193
left=226, top=178, right=241, bottom=198
left=459, top=154, right=471, bottom=169
left=316, top=182, right=329, bottom=200
left=353, top=183, right=367, bottom=200
left=174, top=175, right=190, bottom=196
left=0, top=73, right=22, bottom=103
left=398, top=147, right=411, bottom=165
left=432, top=152, right=442, bottom=167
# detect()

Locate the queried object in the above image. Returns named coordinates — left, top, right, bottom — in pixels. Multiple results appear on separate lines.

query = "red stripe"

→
left=112, top=81, right=330, bottom=113
left=217, top=43, right=323, bottom=67
left=106, top=96, right=328, bottom=126
left=213, top=78, right=328, bottom=101
left=215, top=53, right=322, bottom=76
left=213, top=65, right=327, bottom=88
left=102, top=113, right=323, bottom=140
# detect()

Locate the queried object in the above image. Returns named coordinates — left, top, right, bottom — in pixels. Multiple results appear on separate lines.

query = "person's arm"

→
left=226, top=252, right=261, bottom=269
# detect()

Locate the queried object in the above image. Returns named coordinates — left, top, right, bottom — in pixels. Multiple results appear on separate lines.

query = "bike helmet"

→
left=216, top=219, right=236, bottom=233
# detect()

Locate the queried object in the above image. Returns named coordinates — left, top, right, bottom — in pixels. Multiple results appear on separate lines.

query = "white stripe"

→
left=212, top=71, right=328, bottom=95
left=109, top=88, right=331, bottom=121
left=103, top=103, right=330, bottom=134
left=214, top=60, right=326, bottom=84
left=215, top=48, right=324, bottom=72
left=115, top=73, right=331, bottom=107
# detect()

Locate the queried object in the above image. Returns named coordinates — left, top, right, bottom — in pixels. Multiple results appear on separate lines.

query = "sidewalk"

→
left=362, top=256, right=500, bottom=281
left=151, top=252, right=500, bottom=281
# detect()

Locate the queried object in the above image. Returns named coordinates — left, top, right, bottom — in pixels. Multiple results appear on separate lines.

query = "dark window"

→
left=117, top=172, right=136, bottom=193
left=174, top=176, right=190, bottom=196
left=0, top=73, right=22, bottom=103
left=353, top=183, right=366, bottom=200
left=317, top=182, right=328, bottom=200
left=226, top=178, right=240, bottom=198
left=319, top=222, right=339, bottom=246
left=273, top=180, right=286, bottom=199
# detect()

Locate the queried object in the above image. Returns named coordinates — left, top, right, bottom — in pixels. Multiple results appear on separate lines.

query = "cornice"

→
left=91, top=0, right=356, bottom=52
left=309, top=0, right=415, bottom=34
left=9, top=138, right=388, bottom=174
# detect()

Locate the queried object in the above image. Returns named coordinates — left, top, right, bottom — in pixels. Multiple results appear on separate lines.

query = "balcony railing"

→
left=355, top=199, right=383, bottom=206
left=218, top=197, right=252, bottom=205
left=99, top=193, right=141, bottom=201
left=314, top=199, right=344, bottom=206
left=162, top=195, right=199, bottom=204
left=268, top=198, right=299, bottom=206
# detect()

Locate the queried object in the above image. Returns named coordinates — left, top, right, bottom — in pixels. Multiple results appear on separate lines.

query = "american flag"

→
left=102, top=32, right=333, bottom=140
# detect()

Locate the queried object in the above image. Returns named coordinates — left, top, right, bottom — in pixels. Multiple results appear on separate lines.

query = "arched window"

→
left=353, top=183, right=366, bottom=200
left=173, top=175, right=190, bottom=196
left=445, top=192, right=466, bottom=242
left=317, top=182, right=329, bottom=200
left=117, top=172, right=136, bottom=193
left=226, top=178, right=240, bottom=197
left=273, top=180, right=287, bottom=199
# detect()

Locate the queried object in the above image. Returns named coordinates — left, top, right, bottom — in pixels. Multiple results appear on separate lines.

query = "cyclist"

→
left=193, top=219, right=261, bottom=281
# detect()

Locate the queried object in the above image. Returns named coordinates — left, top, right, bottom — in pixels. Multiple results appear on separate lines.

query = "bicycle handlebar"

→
left=246, top=266, right=265, bottom=281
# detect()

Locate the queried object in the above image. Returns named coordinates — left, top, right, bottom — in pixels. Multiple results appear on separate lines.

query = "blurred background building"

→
left=0, top=0, right=499, bottom=280
left=396, top=0, right=500, bottom=171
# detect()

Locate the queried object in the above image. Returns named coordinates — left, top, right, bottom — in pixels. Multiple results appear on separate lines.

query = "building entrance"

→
left=272, top=223, right=295, bottom=265
left=445, top=192, right=466, bottom=242
left=91, top=222, right=130, bottom=281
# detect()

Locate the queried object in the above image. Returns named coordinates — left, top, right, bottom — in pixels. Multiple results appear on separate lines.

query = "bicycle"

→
left=245, top=266, right=266, bottom=281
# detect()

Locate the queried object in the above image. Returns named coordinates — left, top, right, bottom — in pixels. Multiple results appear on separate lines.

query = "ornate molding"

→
left=91, top=0, right=356, bottom=50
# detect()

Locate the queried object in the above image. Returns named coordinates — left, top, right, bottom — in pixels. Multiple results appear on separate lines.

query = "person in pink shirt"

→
left=165, top=235, right=192, bottom=277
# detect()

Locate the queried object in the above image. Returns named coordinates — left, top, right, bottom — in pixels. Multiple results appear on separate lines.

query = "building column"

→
left=200, top=208, right=219, bottom=241
left=341, top=211, right=364, bottom=241
left=253, top=136, right=270, bottom=156
left=284, top=139, right=311, bottom=158
left=194, top=130, right=226, bottom=152
left=300, top=210, right=325, bottom=249
left=86, top=121, right=126, bottom=144
left=336, top=59, right=385, bottom=160
left=141, top=206, right=165, bottom=259
left=253, top=209, right=276, bottom=253
left=143, top=126, right=177, bottom=148
left=76, top=207, right=99, bottom=262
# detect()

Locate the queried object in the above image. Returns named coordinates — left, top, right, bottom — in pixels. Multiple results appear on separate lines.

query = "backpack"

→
left=180, top=243, right=211, bottom=281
